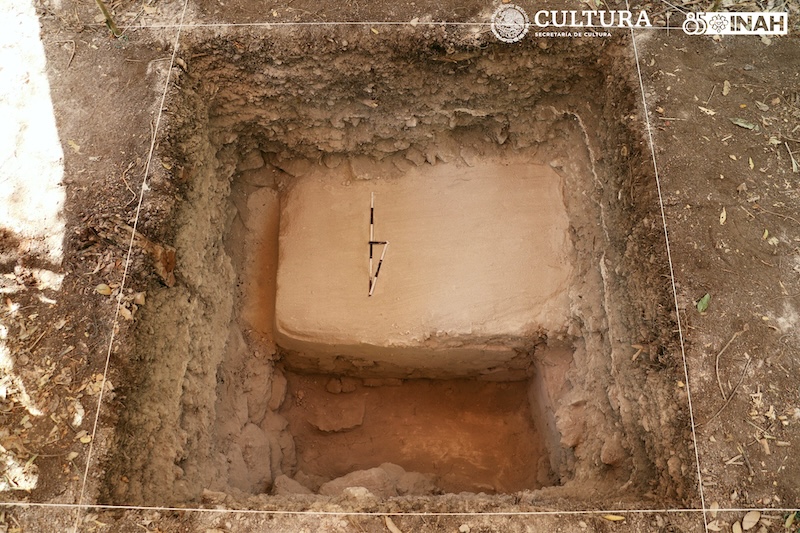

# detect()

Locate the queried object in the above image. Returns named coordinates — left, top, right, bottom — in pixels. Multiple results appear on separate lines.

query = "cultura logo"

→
left=682, top=11, right=788, bottom=35
left=491, top=4, right=530, bottom=43
left=490, top=4, right=652, bottom=42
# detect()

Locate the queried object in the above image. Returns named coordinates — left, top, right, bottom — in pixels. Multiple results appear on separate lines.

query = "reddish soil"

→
left=281, top=373, right=551, bottom=494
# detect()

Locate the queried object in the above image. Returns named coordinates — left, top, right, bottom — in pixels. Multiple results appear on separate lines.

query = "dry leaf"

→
left=748, top=157, right=754, bottom=170
left=722, top=80, right=731, bottom=96
left=730, top=118, right=757, bottom=130
left=706, top=519, right=721, bottom=531
left=710, top=501, right=719, bottom=518
left=119, top=305, right=133, bottom=321
left=742, top=510, right=760, bottom=530
left=719, top=207, right=727, bottom=225
left=732, top=521, right=743, bottom=533
left=67, top=140, right=81, bottom=153
left=698, top=106, right=717, bottom=115
left=95, top=284, right=112, bottom=296
left=80, top=435, right=92, bottom=444
left=755, top=101, right=769, bottom=111
left=602, top=515, right=625, bottom=522
left=384, top=516, right=403, bottom=533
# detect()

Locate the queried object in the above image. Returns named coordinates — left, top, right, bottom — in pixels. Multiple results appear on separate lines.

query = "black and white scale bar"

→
left=368, top=241, right=389, bottom=297
left=369, top=192, right=375, bottom=285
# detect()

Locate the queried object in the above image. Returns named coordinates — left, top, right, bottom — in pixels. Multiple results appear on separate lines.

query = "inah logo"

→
left=491, top=4, right=530, bottom=43
left=682, top=11, right=788, bottom=35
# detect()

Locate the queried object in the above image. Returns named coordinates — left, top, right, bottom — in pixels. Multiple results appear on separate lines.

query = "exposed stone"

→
left=600, top=433, right=626, bottom=466
left=236, top=423, right=273, bottom=492
left=307, top=395, right=365, bottom=432
left=268, top=370, right=287, bottom=411
left=325, top=378, right=342, bottom=394
left=201, top=488, right=228, bottom=505
left=239, top=166, right=276, bottom=187
left=245, top=359, right=272, bottom=425
left=237, top=150, right=265, bottom=171
left=294, top=470, right=328, bottom=492
left=397, top=471, right=436, bottom=496
left=260, top=410, right=289, bottom=433
left=319, top=467, right=396, bottom=498
left=272, top=474, right=313, bottom=495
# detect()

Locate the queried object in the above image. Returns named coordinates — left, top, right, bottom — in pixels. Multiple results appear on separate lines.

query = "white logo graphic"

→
left=491, top=4, right=530, bottom=43
left=683, top=11, right=788, bottom=35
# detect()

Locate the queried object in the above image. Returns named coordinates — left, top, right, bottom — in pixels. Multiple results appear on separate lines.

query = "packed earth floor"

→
left=1, top=0, right=800, bottom=532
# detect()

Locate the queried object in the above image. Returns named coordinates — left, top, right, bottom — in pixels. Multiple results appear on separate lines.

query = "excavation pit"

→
left=105, top=28, right=693, bottom=512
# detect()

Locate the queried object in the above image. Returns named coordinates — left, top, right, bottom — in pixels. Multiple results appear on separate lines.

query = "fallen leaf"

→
left=119, top=305, right=133, bottom=321
left=742, top=510, right=760, bottom=530
left=719, top=207, right=727, bottom=225
left=732, top=521, right=743, bottom=533
left=786, top=512, right=797, bottom=529
left=755, top=101, right=769, bottom=111
left=67, top=140, right=81, bottom=153
left=697, top=293, right=711, bottom=313
left=710, top=501, right=719, bottom=518
left=384, top=516, right=403, bottom=533
left=602, top=515, right=625, bottom=522
left=748, top=157, right=754, bottom=170
left=360, top=99, right=379, bottom=108
left=80, top=435, right=92, bottom=444
left=409, top=17, right=419, bottom=27
left=142, top=5, right=157, bottom=13
left=767, top=236, right=779, bottom=246
left=66, top=451, right=79, bottom=461
left=706, top=519, right=721, bottom=531
left=133, top=292, right=146, bottom=306
left=698, top=106, right=717, bottom=115
left=95, top=284, right=112, bottom=296
left=762, top=229, right=769, bottom=240
left=722, top=80, right=731, bottom=96
left=730, top=118, right=757, bottom=130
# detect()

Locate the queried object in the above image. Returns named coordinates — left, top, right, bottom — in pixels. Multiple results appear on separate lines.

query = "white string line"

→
left=4, top=499, right=799, bottom=516
left=4, top=500, right=799, bottom=516
left=71, top=0, right=190, bottom=530
left=655, top=0, right=691, bottom=15
left=625, top=18, right=709, bottom=533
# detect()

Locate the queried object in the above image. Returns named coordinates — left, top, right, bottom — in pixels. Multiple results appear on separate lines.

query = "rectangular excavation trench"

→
left=104, top=30, right=693, bottom=511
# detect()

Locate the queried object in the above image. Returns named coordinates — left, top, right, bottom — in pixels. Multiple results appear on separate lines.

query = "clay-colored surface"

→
left=282, top=373, right=551, bottom=493
left=275, top=159, right=573, bottom=375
